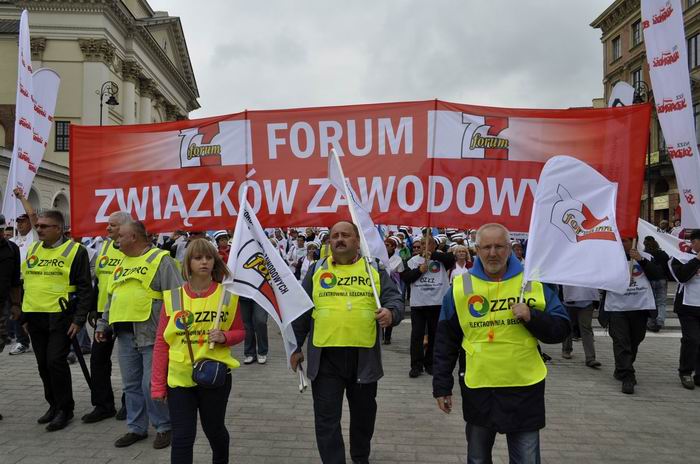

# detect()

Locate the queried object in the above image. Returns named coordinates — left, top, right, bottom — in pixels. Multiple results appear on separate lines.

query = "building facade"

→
left=591, top=0, right=700, bottom=225
left=0, top=0, right=199, bottom=223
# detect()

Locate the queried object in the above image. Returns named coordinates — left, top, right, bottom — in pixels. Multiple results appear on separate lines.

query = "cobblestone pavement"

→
left=1, top=320, right=698, bottom=464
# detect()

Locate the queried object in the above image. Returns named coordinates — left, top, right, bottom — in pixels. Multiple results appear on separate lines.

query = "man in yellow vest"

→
left=433, top=223, right=570, bottom=463
left=291, top=220, right=403, bottom=464
left=82, top=211, right=131, bottom=424
left=21, top=210, right=92, bottom=432
left=95, top=220, right=183, bottom=449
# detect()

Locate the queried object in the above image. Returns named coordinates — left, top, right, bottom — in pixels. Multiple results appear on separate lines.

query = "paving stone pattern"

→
left=0, top=320, right=698, bottom=463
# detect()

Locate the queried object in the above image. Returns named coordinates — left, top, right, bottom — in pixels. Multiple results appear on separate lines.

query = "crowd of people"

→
left=1, top=185, right=700, bottom=464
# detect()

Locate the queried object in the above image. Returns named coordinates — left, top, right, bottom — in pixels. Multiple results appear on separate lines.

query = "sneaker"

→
left=9, top=343, right=30, bottom=355
left=257, top=355, right=267, bottom=364
left=243, top=356, right=255, bottom=365
left=586, top=360, right=602, bottom=369
left=67, top=352, right=77, bottom=365
left=114, top=432, right=148, bottom=448
left=82, top=407, right=116, bottom=423
left=409, top=367, right=422, bottom=378
left=153, top=431, right=171, bottom=449
left=680, top=375, right=696, bottom=390
left=562, top=351, right=572, bottom=359
left=621, top=381, right=635, bottom=394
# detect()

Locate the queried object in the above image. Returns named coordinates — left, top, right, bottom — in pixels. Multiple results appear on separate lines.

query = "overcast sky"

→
left=148, top=0, right=615, bottom=118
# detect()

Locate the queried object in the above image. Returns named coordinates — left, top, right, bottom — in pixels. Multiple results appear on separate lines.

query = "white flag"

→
left=523, top=155, right=629, bottom=293
left=642, top=0, right=700, bottom=228
left=225, top=199, right=313, bottom=366
left=607, top=81, right=635, bottom=107
left=328, top=149, right=389, bottom=267
left=637, top=217, right=695, bottom=263
left=1, top=10, right=60, bottom=224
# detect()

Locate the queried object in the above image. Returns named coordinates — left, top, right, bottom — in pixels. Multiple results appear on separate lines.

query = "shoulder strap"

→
left=62, top=240, right=78, bottom=257
left=30, top=241, right=41, bottom=255
left=461, top=273, right=473, bottom=295
left=101, top=238, right=112, bottom=256
left=178, top=286, right=196, bottom=366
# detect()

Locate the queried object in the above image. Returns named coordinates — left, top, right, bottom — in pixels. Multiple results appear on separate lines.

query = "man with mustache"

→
left=291, top=221, right=403, bottom=464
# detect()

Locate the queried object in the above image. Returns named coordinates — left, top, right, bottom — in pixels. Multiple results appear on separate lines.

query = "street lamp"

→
left=97, top=81, right=119, bottom=126
left=633, top=80, right=653, bottom=222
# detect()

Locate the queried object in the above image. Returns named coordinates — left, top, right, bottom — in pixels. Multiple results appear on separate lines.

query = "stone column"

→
left=78, top=38, right=117, bottom=125
left=121, top=61, right=141, bottom=125
left=139, top=78, right=155, bottom=123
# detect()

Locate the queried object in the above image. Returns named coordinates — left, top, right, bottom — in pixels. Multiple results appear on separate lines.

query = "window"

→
left=631, top=68, right=642, bottom=88
left=632, top=20, right=642, bottom=46
left=689, top=34, right=699, bottom=69
left=657, top=119, right=666, bottom=151
left=55, top=121, right=70, bottom=152
left=690, top=0, right=699, bottom=8
left=611, top=36, right=622, bottom=61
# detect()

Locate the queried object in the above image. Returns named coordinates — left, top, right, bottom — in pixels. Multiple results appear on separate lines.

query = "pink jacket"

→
left=151, top=282, right=245, bottom=398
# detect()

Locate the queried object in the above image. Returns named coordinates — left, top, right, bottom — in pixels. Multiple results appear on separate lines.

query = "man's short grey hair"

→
left=475, top=223, right=511, bottom=247
left=109, top=211, right=132, bottom=225
left=122, top=219, right=148, bottom=241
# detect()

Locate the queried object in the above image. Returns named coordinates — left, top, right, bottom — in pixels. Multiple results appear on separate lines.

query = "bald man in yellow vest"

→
left=433, top=223, right=570, bottom=463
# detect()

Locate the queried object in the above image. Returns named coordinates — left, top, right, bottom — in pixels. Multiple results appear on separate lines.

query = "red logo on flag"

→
left=551, top=185, right=617, bottom=243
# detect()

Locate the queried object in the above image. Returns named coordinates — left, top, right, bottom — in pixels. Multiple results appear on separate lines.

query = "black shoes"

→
left=46, top=410, right=73, bottom=431
left=409, top=367, right=422, bottom=378
left=82, top=407, right=117, bottom=423
left=115, top=405, right=127, bottom=421
left=37, top=407, right=57, bottom=424
left=153, top=431, right=172, bottom=449
left=382, top=339, right=391, bottom=345
left=424, top=365, right=433, bottom=376
left=680, top=375, right=696, bottom=390
left=115, top=432, right=148, bottom=448
left=621, top=381, right=635, bottom=394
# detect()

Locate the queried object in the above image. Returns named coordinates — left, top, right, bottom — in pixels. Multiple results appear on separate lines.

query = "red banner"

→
left=70, top=100, right=651, bottom=237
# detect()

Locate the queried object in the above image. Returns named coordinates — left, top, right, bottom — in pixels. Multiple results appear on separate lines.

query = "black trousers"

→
left=608, top=311, right=647, bottom=382
left=311, top=348, right=377, bottom=464
left=410, top=306, right=440, bottom=370
left=26, top=313, right=74, bottom=413
left=168, top=374, right=232, bottom=464
left=90, top=326, right=116, bottom=412
left=678, top=310, right=700, bottom=377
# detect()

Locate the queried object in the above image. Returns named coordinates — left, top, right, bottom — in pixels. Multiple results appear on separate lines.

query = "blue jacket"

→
left=432, top=254, right=570, bottom=433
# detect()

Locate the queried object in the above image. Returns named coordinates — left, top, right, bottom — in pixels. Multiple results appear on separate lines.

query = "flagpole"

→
left=208, top=287, right=226, bottom=350
left=330, top=149, right=382, bottom=310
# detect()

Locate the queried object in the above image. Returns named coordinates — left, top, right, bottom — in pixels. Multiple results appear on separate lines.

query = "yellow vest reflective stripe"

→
left=22, top=240, right=79, bottom=313
left=453, top=273, right=547, bottom=388
left=95, top=239, right=124, bottom=313
left=108, top=248, right=167, bottom=323
left=311, top=258, right=379, bottom=348
left=162, top=284, right=240, bottom=388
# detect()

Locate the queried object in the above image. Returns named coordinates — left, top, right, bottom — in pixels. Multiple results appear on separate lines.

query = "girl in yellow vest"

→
left=151, top=238, right=244, bottom=464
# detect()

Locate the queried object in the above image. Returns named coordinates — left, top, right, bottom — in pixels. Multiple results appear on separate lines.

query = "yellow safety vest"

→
left=453, top=273, right=547, bottom=388
left=311, top=258, right=380, bottom=348
left=22, top=240, right=80, bottom=313
left=162, top=284, right=240, bottom=388
left=320, top=243, right=331, bottom=260
left=95, top=239, right=124, bottom=313
left=108, top=248, right=168, bottom=323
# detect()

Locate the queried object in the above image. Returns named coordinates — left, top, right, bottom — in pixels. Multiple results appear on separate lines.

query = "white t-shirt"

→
left=407, top=255, right=450, bottom=307
left=11, top=229, right=38, bottom=263
left=449, top=262, right=470, bottom=283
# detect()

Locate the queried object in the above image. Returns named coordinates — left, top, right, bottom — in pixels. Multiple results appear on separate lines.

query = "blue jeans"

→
left=240, top=298, right=268, bottom=357
left=650, top=279, right=667, bottom=326
left=117, top=331, right=170, bottom=434
left=466, top=423, right=540, bottom=464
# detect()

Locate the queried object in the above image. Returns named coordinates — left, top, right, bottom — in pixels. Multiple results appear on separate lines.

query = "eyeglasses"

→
left=477, top=244, right=508, bottom=253
left=35, top=224, right=59, bottom=229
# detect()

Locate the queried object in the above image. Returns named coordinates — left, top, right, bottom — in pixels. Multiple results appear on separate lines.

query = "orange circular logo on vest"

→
left=174, top=310, right=194, bottom=330
left=468, top=295, right=490, bottom=318
left=26, top=255, right=39, bottom=268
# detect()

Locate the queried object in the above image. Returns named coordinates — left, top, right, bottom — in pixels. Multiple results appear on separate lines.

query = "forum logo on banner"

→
left=523, top=156, right=629, bottom=293
left=427, top=110, right=510, bottom=159
left=642, top=0, right=700, bottom=228
left=178, top=120, right=252, bottom=168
